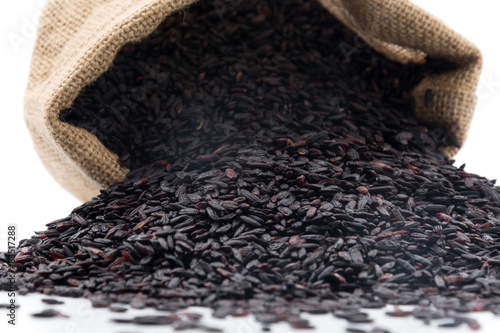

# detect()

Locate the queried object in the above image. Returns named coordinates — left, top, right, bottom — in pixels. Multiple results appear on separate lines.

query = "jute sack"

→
left=24, top=0, right=482, bottom=202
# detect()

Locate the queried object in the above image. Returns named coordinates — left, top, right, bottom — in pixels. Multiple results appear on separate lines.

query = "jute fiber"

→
left=24, top=0, right=482, bottom=202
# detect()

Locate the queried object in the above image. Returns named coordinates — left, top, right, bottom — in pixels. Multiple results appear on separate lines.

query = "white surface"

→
left=1, top=1, right=500, bottom=332
left=1, top=293, right=499, bottom=333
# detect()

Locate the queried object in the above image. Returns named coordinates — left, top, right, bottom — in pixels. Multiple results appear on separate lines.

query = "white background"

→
left=0, top=1, right=500, bottom=333
left=0, top=1, right=500, bottom=240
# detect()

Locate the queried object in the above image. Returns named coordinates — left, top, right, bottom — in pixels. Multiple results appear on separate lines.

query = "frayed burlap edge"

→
left=24, top=0, right=482, bottom=202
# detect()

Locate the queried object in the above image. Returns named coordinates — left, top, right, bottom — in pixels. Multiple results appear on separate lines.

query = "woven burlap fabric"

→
left=24, top=0, right=482, bottom=202
left=318, top=0, right=482, bottom=158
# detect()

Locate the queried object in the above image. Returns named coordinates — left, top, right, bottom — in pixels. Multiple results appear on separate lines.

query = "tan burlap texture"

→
left=24, top=0, right=482, bottom=202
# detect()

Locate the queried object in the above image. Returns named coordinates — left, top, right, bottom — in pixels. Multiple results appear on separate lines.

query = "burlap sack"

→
left=24, top=0, right=482, bottom=202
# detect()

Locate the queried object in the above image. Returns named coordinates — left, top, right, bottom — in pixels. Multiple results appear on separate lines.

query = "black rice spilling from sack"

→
left=2, top=0, right=500, bottom=331
left=59, top=0, right=458, bottom=170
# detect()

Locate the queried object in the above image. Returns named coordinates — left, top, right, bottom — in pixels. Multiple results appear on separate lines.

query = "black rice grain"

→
left=2, top=0, right=500, bottom=331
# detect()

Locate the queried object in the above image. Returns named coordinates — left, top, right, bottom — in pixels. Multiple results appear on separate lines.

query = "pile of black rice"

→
left=2, top=0, right=500, bottom=331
